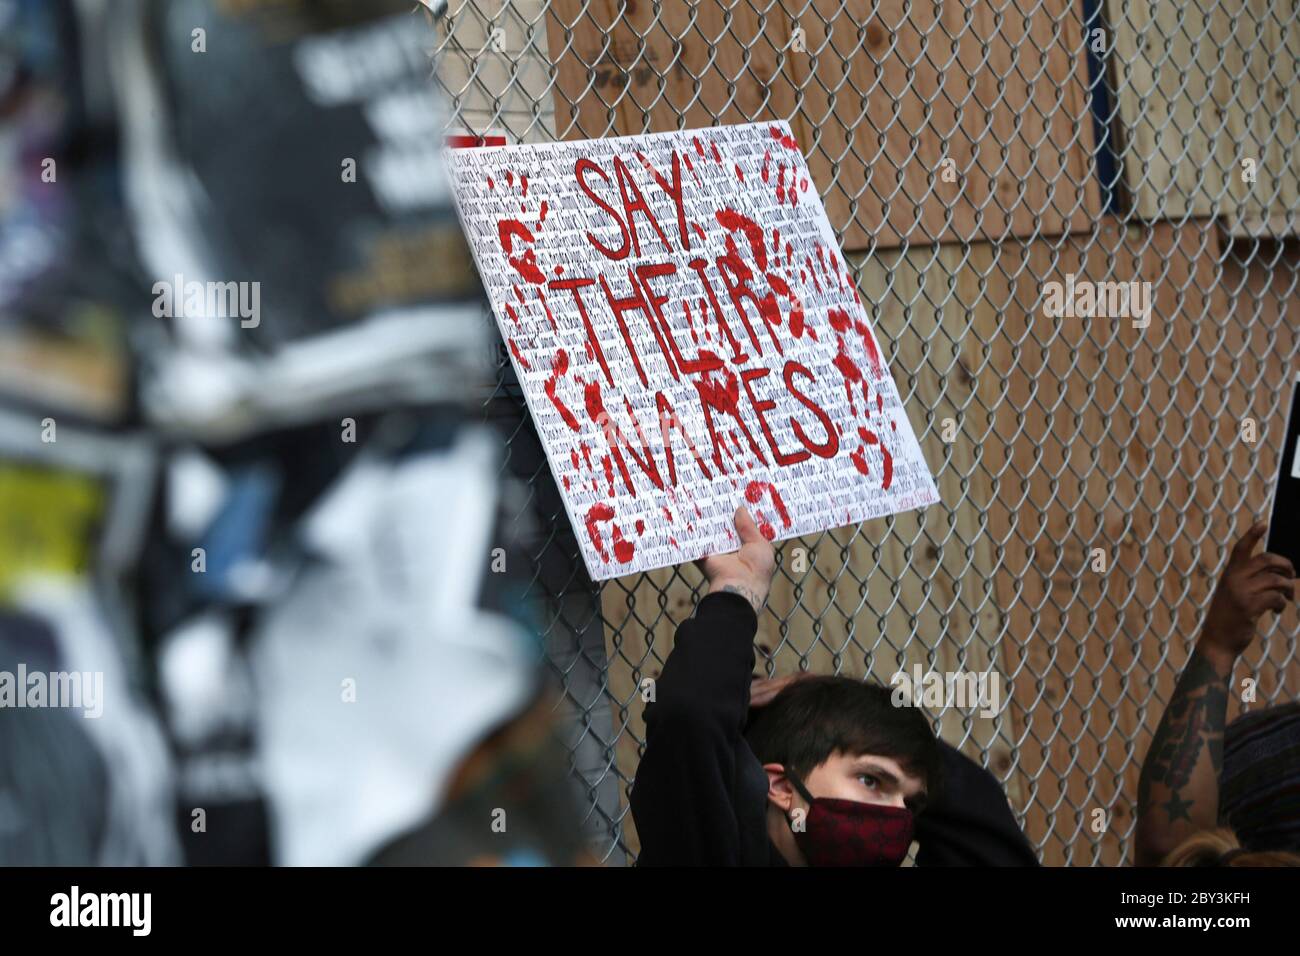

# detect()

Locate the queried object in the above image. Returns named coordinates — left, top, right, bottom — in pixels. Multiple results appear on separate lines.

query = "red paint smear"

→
left=580, top=441, right=592, bottom=470
left=683, top=154, right=702, bottom=187
left=744, top=479, right=792, bottom=541
left=487, top=176, right=495, bottom=189
left=585, top=504, right=635, bottom=564
left=716, top=207, right=767, bottom=270
left=612, top=529, right=635, bottom=562
left=692, top=222, right=707, bottom=243
left=562, top=476, right=571, bottom=490
left=635, top=518, right=646, bottom=535
left=735, top=163, right=745, bottom=182
left=570, top=449, right=580, bottom=470
left=776, top=164, right=787, bottom=204
left=877, top=392, right=883, bottom=415
left=693, top=136, right=705, bottom=158
left=555, top=265, right=564, bottom=276
left=662, top=506, right=674, bottom=523
left=506, top=171, right=514, bottom=187
left=544, top=350, right=582, bottom=431
left=520, top=203, right=526, bottom=213
left=766, top=271, right=803, bottom=338
left=539, top=288, right=557, bottom=331
left=850, top=447, right=870, bottom=475
left=602, top=455, right=615, bottom=496
left=583, top=379, right=604, bottom=423
left=670, top=536, right=679, bottom=548
left=710, top=140, right=722, bottom=163
left=762, top=149, right=771, bottom=182
left=860, top=323, right=883, bottom=378
left=769, top=125, right=800, bottom=151
left=505, top=302, right=520, bottom=326
left=806, top=257, right=823, bottom=293
left=514, top=286, right=525, bottom=303
left=833, top=336, right=863, bottom=416
left=539, top=200, right=549, bottom=224
left=521, top=174, right=529, bottom=197
left=498, top=219, right=545, bottom=283
left=507, top=338, right=531, bottom=369
left=828, top=307, right=852, bottom=332
left=785, top=242, right=793, bottom=265
left=881, top=447, right=894, bottom=489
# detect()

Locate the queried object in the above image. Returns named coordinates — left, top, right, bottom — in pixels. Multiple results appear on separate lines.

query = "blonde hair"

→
left=1161, top=828, right=1300, bottom=867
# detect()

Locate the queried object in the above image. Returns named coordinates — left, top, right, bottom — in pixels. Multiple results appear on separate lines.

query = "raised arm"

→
left=629, top=507, right=776, bottom=865
left=1135, top=523, right=1294, bottom=865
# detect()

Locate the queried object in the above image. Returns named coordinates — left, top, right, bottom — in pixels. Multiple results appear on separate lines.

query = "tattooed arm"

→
left=1135, top=523, right=1294, bottom=865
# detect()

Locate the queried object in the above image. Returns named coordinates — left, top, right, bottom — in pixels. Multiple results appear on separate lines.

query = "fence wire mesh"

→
left=432, top=0, right=1300, bottom=865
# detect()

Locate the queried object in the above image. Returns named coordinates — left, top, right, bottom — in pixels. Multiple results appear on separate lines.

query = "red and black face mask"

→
left=786, top=773, right=914, bottom=867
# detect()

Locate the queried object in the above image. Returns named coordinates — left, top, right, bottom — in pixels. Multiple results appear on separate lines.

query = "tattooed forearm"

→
left=1137, top=648, right=1230, bottom=836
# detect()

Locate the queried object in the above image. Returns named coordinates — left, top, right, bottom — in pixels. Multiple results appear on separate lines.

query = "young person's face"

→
left=800, top=751, right=927, bottom=811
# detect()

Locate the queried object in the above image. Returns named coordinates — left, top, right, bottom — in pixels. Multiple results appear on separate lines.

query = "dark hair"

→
left=1161, top=828, right=1300, bottom=867
left=744, top=676, right=942, bottom=797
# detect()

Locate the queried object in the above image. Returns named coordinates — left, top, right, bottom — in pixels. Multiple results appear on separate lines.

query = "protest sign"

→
left=447, top=122, right=939, bottom=580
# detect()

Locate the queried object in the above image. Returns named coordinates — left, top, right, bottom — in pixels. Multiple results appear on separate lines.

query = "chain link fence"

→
left=432, top=0, right=1300, bottom=865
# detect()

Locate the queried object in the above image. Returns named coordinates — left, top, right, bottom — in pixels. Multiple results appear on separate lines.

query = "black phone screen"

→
left=1266, top=372, right=1300, bottom=568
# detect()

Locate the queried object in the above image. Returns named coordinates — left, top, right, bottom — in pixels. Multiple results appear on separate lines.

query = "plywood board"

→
left=546, top=0, right=1102, bottom=251
left=1106, top=0, right=1300, bottom=230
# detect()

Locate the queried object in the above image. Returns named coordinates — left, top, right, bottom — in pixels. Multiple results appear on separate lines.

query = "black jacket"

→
left=629, top=592, right=1040, bottom=866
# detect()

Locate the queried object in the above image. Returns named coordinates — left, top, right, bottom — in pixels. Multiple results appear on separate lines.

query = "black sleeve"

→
left=629, top=591, right=758, bottom=866
left=914, top=741, right=1039, bottom=866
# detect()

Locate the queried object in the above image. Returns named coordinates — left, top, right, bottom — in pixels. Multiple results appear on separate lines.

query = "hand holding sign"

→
left=447, top=122, right=939, bottom=580
left=696, top=506, right=777, bottom=614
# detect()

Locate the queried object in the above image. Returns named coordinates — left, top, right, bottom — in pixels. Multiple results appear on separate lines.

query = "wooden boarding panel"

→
left=545, top=1, right=1101, bottom=251
left=544, top=0, right=803, bottom=140
left=1105, top=0, right=1300, bottom=230
left=973, top=218, right=1300, bottom=864
left=782, top=0, right=1102, bottom=249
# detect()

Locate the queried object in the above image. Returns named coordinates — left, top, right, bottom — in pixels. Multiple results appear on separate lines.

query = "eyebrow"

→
left=851, top=759, right=900, bottom=788
left=853, top=758, right=928, bottom=805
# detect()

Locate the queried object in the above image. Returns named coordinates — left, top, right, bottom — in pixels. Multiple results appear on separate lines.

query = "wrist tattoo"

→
left=719, top=584, right=764, bottom=613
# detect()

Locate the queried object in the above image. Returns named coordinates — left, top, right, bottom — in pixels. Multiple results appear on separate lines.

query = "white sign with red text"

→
left=447, top=121, right=939, bottom=581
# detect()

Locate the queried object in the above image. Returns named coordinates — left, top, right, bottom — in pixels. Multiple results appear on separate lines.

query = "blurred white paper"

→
left=252, top=429, right=535, bottom=866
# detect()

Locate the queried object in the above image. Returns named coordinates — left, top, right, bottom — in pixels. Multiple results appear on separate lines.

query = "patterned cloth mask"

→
left=787, top=772, right=915, bottom=867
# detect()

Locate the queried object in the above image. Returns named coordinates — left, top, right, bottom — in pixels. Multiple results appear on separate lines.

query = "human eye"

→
left=856, top=773, right=879, bottom=789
